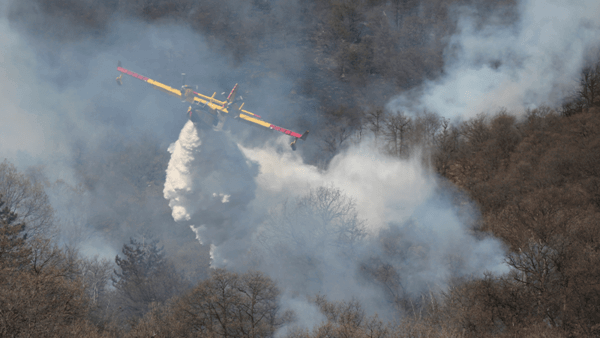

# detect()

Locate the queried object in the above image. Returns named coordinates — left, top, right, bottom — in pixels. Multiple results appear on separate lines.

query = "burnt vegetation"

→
left=3, top=0, right=600, bottom=337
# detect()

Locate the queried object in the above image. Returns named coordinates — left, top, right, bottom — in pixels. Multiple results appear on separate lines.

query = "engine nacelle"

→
left=181, top=86, right=195, bottom=103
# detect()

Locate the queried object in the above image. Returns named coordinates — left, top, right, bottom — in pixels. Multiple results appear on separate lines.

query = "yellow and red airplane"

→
left=116, top=61, right=309, bottom=150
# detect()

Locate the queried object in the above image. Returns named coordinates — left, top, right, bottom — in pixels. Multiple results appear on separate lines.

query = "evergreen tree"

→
left=0, top=195, right=30, bottom=270
left=112, top=236, right=185, bottom=320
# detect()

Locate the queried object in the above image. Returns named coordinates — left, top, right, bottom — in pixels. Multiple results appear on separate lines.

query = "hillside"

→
left=1, top=0, right=600, bottom=336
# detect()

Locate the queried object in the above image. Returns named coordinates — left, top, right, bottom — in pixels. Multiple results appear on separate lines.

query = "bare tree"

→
left=322, top=118, right=355, bottom=155
left=0, top=196, right=103, bottom=337
left=578, top=62, right=600, bottom=109
left=460, top=114, right=489, bottom=146
left=410, top=110, right=441, bottom=148
left=364, top=107, right=387, bottom=141
left=80, top=256, right=114, bottom=306
left=383, top=111, right=412, bottom=157
left=174, top=269, right=287, bottom=338
left=321, top=106, right=363, bottom=156
left=286, top=296, right=391, bottom=338
left=432, top=118, right=460, bottom=176
left=0, top=160, right=54, bottom=238
left=259, top=185, right=366, bottom=260
left=256, top=186, right=366, bottom=295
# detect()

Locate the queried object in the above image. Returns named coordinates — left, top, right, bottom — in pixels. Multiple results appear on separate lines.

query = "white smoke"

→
left=389, top=0, right=600, bottom=119
left=234, top=136, right=507, bottom=319
left=162, top=118, right=508, bottom=324
left=162, top=132, right=507, bottom=306
left=163, top=120, right=202, bottom=222
left=163, top=121, right=259, bottom=262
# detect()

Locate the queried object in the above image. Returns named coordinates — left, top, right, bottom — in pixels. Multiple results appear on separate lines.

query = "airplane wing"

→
left=117, top=63, right=182, bottom=99
left=239, top=113, right=304, bottom=138
left=117, top=62, right=264, bottom=120
left=237, top=110, right=309, bottom=150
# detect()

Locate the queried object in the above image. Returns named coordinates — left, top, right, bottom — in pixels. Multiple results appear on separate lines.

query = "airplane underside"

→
left=189, top=108, right=226, bottom=131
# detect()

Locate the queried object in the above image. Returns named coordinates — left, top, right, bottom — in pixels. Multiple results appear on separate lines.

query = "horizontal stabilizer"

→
left=290, top=130, right=309, bottom=151
left=300, top=130, right=309, bottom=141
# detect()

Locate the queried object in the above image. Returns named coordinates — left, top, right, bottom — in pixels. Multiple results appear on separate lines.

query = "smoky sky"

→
left=0, top=0, right=312, bottom=260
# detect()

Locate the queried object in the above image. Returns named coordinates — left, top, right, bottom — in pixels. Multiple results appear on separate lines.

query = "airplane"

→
left=115, top=61, right=309, bottom=150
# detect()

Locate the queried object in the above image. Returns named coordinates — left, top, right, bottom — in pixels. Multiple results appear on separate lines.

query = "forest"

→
left=1, top=0, right=600, bottom=337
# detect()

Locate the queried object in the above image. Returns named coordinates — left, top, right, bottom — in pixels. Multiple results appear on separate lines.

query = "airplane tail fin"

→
left=300, top=130, right=309, bottom=141
left=223, top=83, right=239, bottom=108
left=116, top=61, right=123, bottom=85
left=290, top=130, right=309, bottom=151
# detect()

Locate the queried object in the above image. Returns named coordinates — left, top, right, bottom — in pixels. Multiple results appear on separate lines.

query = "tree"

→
left=431, top=108, right=600, bottom=336
left=259, top=186, right=366, bottom=258
left=364, top=107, right=387, bottom=141
left=0, top=266, right=92, bottom=337
left=578, top=62, right=600, bottom=109
left=0, top=160, right=54, bottom=238
left=112, top=237, right=185, bottom=321
left=142, top=269, right=286, bottom=338
left=285, top=296, right=390, bottom=338
left=256, top=186, right=366, bottom=296
left=432, top=118, right=460, bottom=176
left=410, top=109, right=441, bottom=149
left=78, top=255, right=114, bottom=325
left=0, top=195, right=102, bottom=337
left=560, top=59, right=600, bottom=116
left=383, top=111, right=412, bottom=157
left=0, top=196, right=30, bottom=270
left=321, top=105, right=363, bottom=157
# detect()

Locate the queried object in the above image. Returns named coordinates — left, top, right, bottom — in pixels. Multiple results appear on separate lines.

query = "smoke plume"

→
left=163, top=121, right=203, bottom=222
left=163, top=134, right=507, bottom=322
left=389, top=0, right=600, bottom=119
left=163, top=122, right=259, bottom=266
